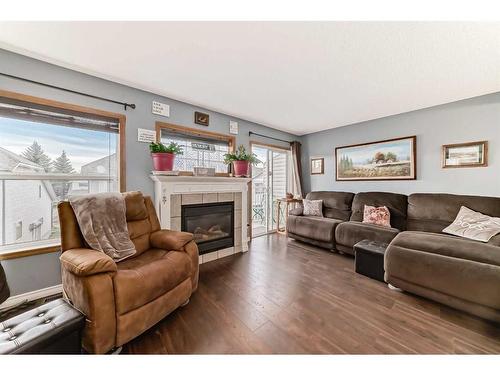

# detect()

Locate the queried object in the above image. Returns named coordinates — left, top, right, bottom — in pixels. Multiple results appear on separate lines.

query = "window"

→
left=157, top=122, right=234, bottom=174
left=0, top=91, right=124, bottom=254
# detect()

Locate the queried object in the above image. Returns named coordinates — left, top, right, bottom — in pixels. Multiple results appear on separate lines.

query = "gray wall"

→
left=0, top=49, right=299, bottom=295
left=302, top=92, right=500, bottom=197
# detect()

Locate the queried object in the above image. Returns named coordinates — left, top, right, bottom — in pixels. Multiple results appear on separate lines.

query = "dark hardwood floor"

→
left=124, top=234, right=500, bottom=354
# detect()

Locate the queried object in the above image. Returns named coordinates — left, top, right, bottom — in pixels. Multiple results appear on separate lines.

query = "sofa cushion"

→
left=350, top=192, right=408, bottom=230
left=303, top=199, right=323, bottom=217
left=124, top=191, right=148, bottom=221
left=287, top=215, right=342, bottom=243
left=443, top=206, right=500, bottom=243
left=386, top=231, right=500, bottom=311
left=362, top=205, right=391, bottom=228
left=114, top=249, right=192, bottom=314
left=387, top=231, right=500, bottom=266
left=335, top=221, right=400, bottom=249
left=305, top=191, right=355, bottom=221
left=407, top=193, right=500, bottom=233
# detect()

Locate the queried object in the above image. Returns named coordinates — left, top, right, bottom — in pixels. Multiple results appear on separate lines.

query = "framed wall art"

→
left=335, top=136, right=416, bottom=181
left=310, top=157, right=324, bottom=175
left=442, top=141, right=488, bottom=168
left=194, top=111, right=209, bottom=126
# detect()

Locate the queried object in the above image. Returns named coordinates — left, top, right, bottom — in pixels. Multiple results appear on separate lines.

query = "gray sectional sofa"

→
left=286, top=191, right=500, bottom=322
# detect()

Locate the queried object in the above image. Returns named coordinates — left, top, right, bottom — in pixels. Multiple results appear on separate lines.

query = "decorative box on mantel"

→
left=150, top=175, right=251, bottom=264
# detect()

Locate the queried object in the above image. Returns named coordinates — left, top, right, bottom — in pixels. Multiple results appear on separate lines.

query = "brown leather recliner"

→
left=57, top=192, right=199, bottom=354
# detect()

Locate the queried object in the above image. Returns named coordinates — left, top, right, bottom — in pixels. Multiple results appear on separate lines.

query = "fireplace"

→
left=181, top=201, right=234, bottom=255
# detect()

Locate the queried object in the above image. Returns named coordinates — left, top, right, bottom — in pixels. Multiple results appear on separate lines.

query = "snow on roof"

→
left=0, top=146, right=57, bottom=200
left=0, top=146, right=44, bottom=172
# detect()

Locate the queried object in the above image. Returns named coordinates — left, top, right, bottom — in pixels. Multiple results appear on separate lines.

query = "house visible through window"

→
left=160, top=128, right=231, bottom=173
left=15, top=220, right=22, bottom=241
left=0, top=94, right=122, bottom=252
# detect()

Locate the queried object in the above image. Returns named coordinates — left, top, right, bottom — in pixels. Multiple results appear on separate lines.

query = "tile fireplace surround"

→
left=150, top=175, right=251, bottom=264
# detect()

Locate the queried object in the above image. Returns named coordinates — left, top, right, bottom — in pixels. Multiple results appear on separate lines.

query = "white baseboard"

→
left=0, top=284, right=62, bottom=311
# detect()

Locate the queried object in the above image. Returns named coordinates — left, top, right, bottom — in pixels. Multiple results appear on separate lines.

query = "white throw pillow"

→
left=303, top=199, right=323, bottom=217
left=443, top=206, right=500, bottom=243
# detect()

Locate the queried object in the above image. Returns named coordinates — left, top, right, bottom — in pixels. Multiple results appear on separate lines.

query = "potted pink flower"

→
left=223, top=145, right=260, bottom=177
left=149, top=142, right=183, bottom=171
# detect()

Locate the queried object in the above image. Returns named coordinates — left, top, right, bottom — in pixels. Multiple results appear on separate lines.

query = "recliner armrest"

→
left=150, top=229, right=194, bottom=251
left=289, top=207, right=303, bottom=216
left=60, top=248, right=117, bottom=276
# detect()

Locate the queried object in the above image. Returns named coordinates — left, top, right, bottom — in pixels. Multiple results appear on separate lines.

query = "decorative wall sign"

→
left=229, top=120, right=239, bottom=134
left=310, top=157, right=324, bottom=175
left=152, top=101, right=170, bottom=117
left=194, top=111, right=209, bottom=126
left=335, top=136, right=416, bottom=181
left=442, top=141, right=488, bottom=168
left=137, top=128, right=157, bottom=143
left=191, top=142, right=216, bottom=152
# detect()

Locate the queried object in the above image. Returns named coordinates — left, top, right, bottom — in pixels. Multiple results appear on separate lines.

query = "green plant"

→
left=223, top=145, right=260, bottom=165
left=149, top=142, right=183, bottom=155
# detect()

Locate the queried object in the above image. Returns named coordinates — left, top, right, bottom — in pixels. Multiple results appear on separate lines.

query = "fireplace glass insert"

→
left=181, top=201, right=234, bottom=254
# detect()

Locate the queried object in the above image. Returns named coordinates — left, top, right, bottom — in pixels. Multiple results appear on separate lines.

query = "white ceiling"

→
left=0, top=22, right=499, bottom=135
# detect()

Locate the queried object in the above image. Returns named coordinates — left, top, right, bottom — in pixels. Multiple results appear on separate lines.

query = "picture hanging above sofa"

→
left=335, top=136, right=416, bottom=181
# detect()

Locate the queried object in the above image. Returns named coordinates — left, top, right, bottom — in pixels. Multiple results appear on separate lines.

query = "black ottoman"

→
left=0, top=298, right=84, bottom=354
left=354, top=240, right=388, bottom=282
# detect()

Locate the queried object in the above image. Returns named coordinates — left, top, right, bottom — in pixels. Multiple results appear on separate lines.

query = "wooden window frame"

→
left=0, top=89, right=126, bottom=260
left=155, top=121, right=236, bottom=176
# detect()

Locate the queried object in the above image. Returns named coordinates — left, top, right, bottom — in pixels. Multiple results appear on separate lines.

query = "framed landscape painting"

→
left=335, top=136, right=416, bottom=181
left=442, top=141, right=488, bottom=168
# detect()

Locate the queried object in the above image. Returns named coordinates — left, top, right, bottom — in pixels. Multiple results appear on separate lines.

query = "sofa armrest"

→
left=150, top=229, right=194, bottom=251
left=289, top=207, right=303, bottom=216
left=60, top=248, right=117, bottom=276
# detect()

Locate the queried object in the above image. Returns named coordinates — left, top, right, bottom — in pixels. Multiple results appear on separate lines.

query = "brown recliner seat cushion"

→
left=386, top=231, right=500, bottom=311
left=335, top=221, right=400, bottom=252
left=113, top=249, right=192, bottom=315
left=350, top=191, right=408, bottom=230
left=287, top=215, right=343, bottom=243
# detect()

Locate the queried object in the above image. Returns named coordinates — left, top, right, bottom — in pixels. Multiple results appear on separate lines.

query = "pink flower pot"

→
left=232, top=160, right=250, bottom=177
left=151, top=152, right=175, bottom=171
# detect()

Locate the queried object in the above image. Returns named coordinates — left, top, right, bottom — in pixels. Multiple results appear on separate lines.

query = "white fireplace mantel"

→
left=150, top=175, right=251, bottom=255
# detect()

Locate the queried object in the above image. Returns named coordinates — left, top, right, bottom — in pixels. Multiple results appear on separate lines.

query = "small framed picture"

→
left=194, top=111, right=209, bottom=126
left=442, top=141, right=488, bottom=168
left=310, top=157, right=324, bottom=175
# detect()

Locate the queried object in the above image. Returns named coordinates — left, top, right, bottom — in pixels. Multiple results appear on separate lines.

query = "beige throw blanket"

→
left=69, top=192, right=136, bottom=262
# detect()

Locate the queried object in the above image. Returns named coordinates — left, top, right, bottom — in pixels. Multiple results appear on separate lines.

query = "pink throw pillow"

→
left=363, top=205, right=391, bottom=228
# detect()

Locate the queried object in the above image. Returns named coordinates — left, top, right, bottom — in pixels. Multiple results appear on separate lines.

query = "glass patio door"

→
left=251, top=144, right=289, bottom=237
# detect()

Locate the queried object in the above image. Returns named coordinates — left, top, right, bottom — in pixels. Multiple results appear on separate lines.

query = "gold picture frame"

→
left=442, top=141, right=488, bottom=168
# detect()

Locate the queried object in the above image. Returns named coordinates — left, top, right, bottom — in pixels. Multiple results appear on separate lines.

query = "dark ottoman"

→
left=0, top=298, right=84, bottom=354
left=354, top=240, right=388, bottom=282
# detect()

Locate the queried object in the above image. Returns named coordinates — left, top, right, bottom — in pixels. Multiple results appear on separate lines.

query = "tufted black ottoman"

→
left=354, top=240, right=389, bottom=282
left=0, top=298, right=84, bottom=354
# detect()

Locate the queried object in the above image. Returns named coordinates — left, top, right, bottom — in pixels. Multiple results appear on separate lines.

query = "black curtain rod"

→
left=248, top=131, right=292, bottom=144
left=0, top=72, right=136, bottom=111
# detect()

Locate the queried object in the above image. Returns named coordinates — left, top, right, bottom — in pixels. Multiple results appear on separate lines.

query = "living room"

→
left=0, top=1, right=499, bottom=373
